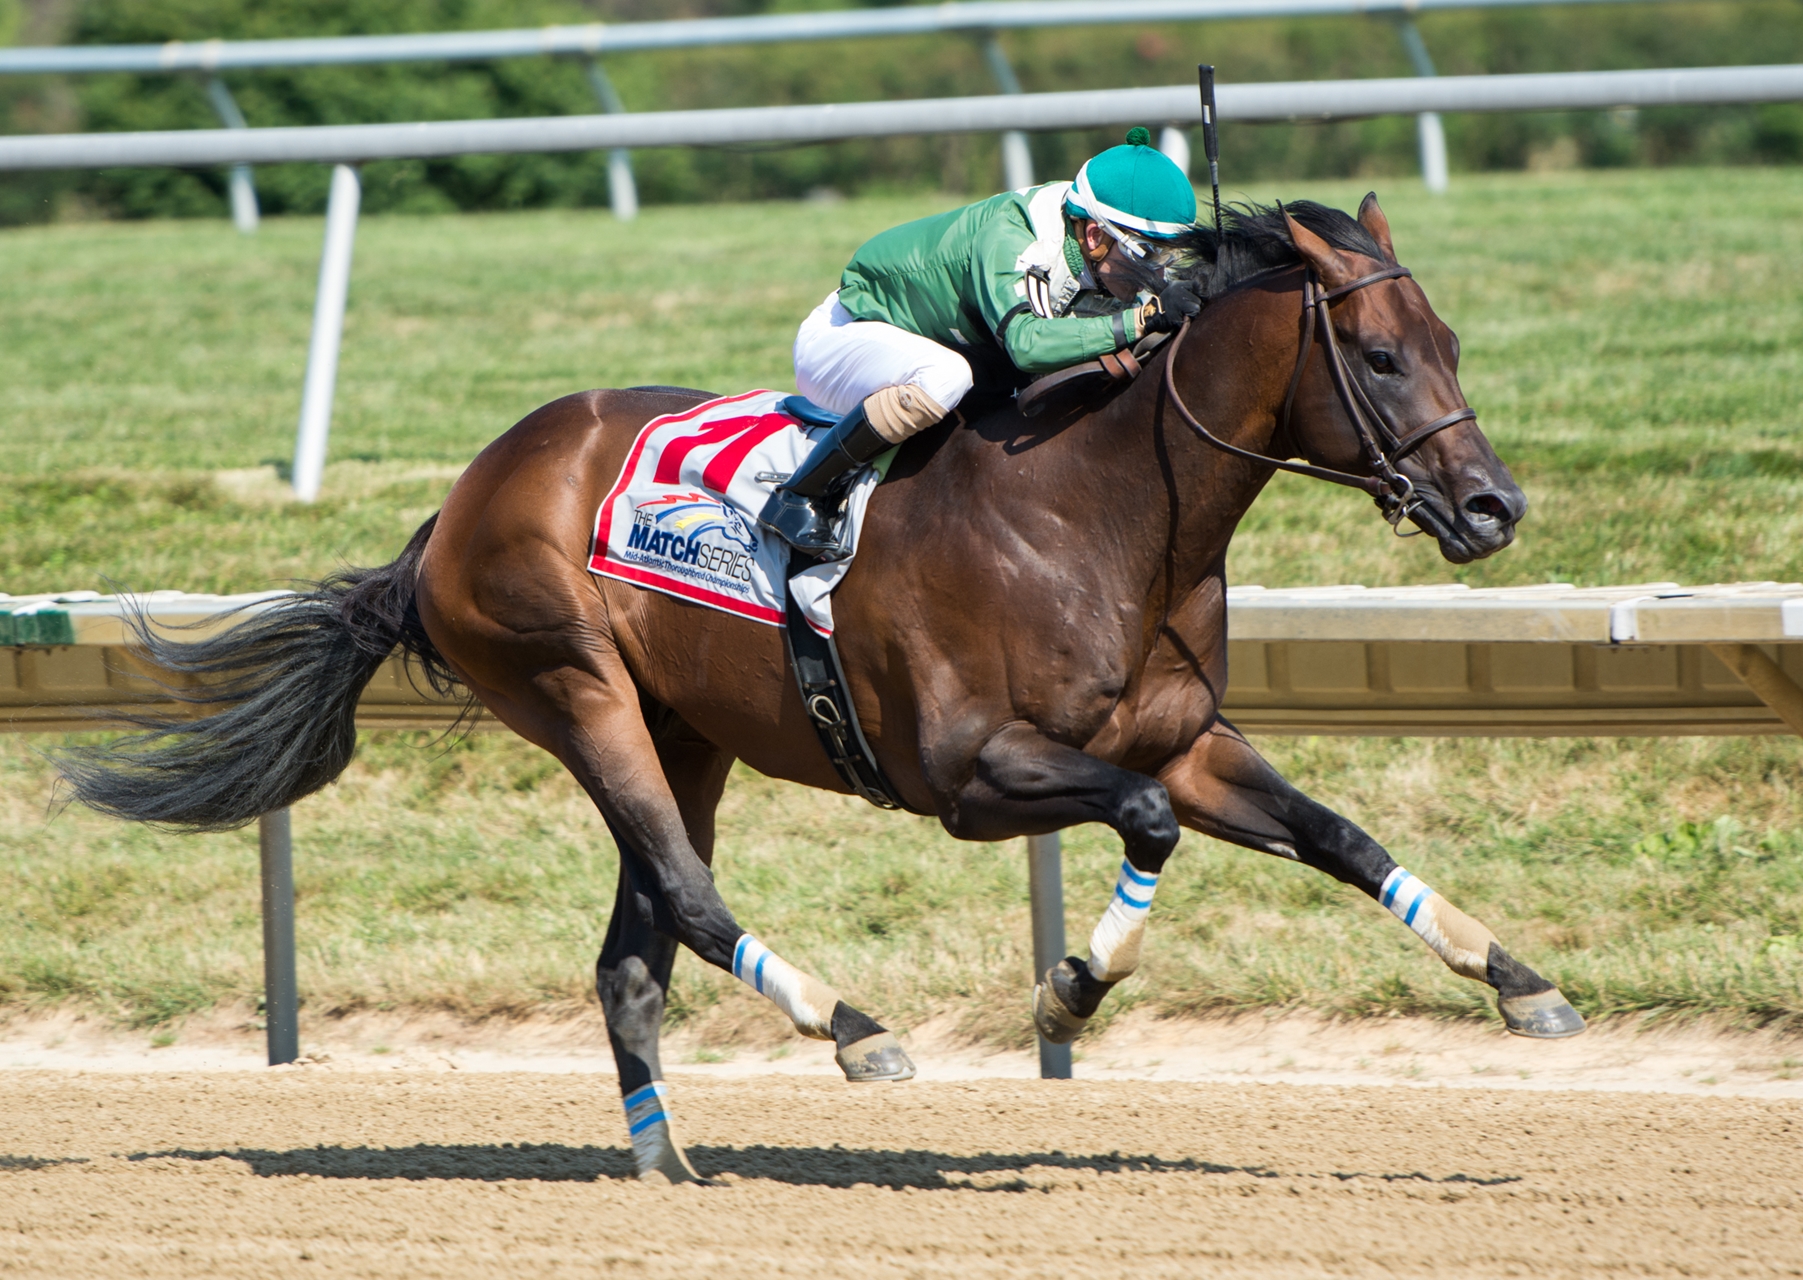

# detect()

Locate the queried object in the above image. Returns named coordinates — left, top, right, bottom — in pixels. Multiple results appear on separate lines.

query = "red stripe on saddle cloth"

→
left=651, top=412, right=792, bottom=489
left=591, top=389, right=776, bottom=574
left=599, top=559, right=786, bottom=626
left=700, top=415, right=792, bottom=493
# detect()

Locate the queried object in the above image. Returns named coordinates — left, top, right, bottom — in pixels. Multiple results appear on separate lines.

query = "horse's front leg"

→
left=943, top=722, right=1183, bottom=1045
left=1159, top=719, right=1584, bottom=1038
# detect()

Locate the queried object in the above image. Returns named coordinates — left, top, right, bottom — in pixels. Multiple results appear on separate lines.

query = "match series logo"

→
left=591, top=389, right=832, bottom=630
left=622, top=491, right=759, bottom=586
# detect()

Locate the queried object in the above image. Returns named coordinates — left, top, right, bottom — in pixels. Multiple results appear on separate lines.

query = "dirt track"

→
left=3, top=1070, right=1800, bottom=1278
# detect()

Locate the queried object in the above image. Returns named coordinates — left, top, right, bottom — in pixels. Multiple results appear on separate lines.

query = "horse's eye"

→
left=1367, top=350, right=1396, bottom=375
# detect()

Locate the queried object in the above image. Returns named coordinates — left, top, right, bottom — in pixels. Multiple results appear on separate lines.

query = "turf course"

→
left=2, top=167, right=1801, bottom=1046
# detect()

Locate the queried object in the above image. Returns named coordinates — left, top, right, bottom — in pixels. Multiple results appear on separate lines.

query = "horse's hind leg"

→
left=631, top=707, right=913, bottom=1087
left=596, top=852, right=702, bottom=1183
left=1160, top=721, right=1585, bottom=1038
left=467, top=658, right=911, bottom=1161
left=529, top=684, right=912, bottom=1177
left=582, top=709, right=720, bottom=1182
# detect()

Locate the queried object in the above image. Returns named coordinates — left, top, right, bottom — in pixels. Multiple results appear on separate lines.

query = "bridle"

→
left=1160, top=263, right=1477, bottom=533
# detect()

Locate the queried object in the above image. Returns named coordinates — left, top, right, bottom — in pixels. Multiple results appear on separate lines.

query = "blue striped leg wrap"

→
left=728, top=931, right=838, bottom=1039
left=1378, top=865, right=1500, bottom=981
left=731, top=935, right=772, bottom=994
left=1113, top=860, right=1158, bottom=911
left=1379, top=868, right=1433, bottom=928
left=623, top=1081, right=669, bottom=1136
left=1088, top=860, right=1161, bottom=981
left=623, top=1080, right=674, bottom=1173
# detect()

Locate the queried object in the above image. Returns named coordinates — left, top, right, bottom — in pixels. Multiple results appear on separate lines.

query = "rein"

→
left=1161, top=263, right=1476, bottom=531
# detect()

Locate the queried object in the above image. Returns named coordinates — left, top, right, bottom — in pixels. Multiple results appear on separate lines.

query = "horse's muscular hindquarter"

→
left=418, top=390, right=918, bottom=1182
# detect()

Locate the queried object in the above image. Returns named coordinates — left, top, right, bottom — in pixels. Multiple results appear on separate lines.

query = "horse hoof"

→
left=1498, top=988, right=1587, bottom=1039
left=835, top=1031, right=916, bottom=1082
left=1033, top=975, right=1089, bottom=1046
left=638, top=1157, right=710, bottom=1187
left=632, top=1121, right=710, bottom=1185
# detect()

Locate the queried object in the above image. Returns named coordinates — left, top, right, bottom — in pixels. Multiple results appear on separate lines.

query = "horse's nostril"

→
left=1463, top=491, right=1512, bottom=524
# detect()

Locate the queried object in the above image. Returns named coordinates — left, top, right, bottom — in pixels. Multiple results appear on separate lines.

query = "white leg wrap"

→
left=1379, top=868, right=1499, bottom=982
left=1086, top=861, right=1160, bottom=982
left=732, top=934, right=839, bottom=1040
left=622, top=1081, right=699, bottom=1183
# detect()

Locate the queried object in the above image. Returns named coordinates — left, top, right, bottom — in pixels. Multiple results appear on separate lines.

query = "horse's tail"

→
left=57, top=515, right=471, bottom=832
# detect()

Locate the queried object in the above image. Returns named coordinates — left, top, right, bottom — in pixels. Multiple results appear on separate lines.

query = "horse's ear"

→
left=1357, top=192, right=1398, bottom=264
left=1282, top=207, right=1359, bottom=288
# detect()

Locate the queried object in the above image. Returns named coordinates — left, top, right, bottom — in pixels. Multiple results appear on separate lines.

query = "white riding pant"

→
left=793, top=291, right=975, bottom=418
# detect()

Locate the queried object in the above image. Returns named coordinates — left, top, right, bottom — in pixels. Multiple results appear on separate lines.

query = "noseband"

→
left=1161, top=263, right=1477, bottom=531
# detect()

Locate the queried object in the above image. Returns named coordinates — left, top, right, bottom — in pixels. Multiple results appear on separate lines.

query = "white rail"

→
left=8, top=580, right=1803, bottom=1072
left=0, top=0, right=1688, bottom=75
left=1, top=64, right=1793, bottom=170
left=0, top=0, right=1704, bottom=213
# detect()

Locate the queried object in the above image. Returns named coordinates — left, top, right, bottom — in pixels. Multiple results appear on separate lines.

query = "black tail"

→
left=56, top=516, right=471, bottom=832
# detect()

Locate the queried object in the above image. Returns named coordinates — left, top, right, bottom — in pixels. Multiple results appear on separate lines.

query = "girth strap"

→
left=782, top=552, right=916, bottom=813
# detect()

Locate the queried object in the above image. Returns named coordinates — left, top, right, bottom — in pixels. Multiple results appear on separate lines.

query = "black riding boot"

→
left=757, top=402, right=891, bottom=557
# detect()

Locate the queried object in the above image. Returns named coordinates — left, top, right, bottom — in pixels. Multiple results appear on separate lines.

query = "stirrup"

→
left=758, top=487, right=849, bottom=558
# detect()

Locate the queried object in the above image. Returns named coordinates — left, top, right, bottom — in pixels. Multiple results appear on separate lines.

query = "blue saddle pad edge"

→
left=778, top=394, right=840, bottom=430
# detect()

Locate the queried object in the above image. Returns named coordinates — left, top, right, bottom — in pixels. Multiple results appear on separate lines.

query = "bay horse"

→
left=64, top=195, right=1583, bottom=1184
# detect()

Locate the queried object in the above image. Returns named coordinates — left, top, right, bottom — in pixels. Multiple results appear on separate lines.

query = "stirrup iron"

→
left=757, top=402, right=890, bottom=557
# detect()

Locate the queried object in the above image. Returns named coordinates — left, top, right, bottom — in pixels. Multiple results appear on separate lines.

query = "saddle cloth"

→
left=587, top=389, right=884, bottom=637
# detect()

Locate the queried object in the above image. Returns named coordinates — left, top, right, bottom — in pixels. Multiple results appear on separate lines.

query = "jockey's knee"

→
left=864, top=383, right=951, bottom=444
left=912, top=353, right=975, bottom=416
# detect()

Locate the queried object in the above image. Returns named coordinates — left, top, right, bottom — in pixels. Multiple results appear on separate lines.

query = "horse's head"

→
left=1279, top=195, right=1525, bottom=564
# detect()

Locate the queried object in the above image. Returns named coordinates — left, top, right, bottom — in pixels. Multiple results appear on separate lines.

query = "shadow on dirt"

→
left=0, top=1154, right=91, bottom=1170
left=119, top=1144, right=1520, bottom=1191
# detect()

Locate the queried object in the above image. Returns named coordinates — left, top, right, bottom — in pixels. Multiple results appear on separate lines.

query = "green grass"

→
left=3, top=167, right=1802, bottom=1041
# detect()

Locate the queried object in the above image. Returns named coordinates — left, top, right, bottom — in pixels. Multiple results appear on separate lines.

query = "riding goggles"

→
left=1069, top=165, right=1185, bottom=266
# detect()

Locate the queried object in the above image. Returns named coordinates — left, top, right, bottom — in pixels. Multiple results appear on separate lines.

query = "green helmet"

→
left=1063, top=126, right=1197, bottom=248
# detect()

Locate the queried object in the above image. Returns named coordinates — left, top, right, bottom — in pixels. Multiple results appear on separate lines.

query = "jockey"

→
left=760, top=126, right=1203, bottom=555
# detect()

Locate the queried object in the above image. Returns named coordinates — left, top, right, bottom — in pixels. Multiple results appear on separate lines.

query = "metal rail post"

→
left=291, top=163, right=361, bottom=502
left=981, top=33, right=1035, bottom=191
left=202, top=76, right=259, bottom=233
left=582, top=59, right=639, bottom=222
left=258, top=808, right=299, bottom=1065
left=1158, top=125, right=1190, bottom=176
left=1027, top=833, right=1073, bottom=1079
left=1396, top=19, right=1450, bottom=193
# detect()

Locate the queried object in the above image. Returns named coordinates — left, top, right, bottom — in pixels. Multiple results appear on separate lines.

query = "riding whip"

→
left=1197, top=64, right=1223, bottom=239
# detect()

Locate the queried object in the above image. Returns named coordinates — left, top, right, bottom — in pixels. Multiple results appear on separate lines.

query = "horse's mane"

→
left=1166, top=200, right=1388, bottom=300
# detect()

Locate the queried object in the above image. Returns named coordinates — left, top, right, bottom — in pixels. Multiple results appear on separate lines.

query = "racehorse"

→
left=63, top=195, right=1584, bottom=1183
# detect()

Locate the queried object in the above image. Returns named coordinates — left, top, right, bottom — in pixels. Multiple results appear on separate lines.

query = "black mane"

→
left=1168, top=199, right=1388, bottom=299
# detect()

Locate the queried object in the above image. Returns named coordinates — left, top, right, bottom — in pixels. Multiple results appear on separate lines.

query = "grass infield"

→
left=2, top=167, right=1801, bottom=1045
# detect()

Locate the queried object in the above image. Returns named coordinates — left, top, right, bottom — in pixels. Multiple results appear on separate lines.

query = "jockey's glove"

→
left=1137, top=280, right=1204, bottom=336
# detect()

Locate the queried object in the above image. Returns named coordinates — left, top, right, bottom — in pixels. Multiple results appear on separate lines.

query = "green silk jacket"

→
left=834, top=182, right=1141, bottom=386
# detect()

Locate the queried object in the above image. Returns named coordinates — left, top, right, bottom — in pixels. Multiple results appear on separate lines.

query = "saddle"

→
left=776, top=394, right=838, bottom=429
